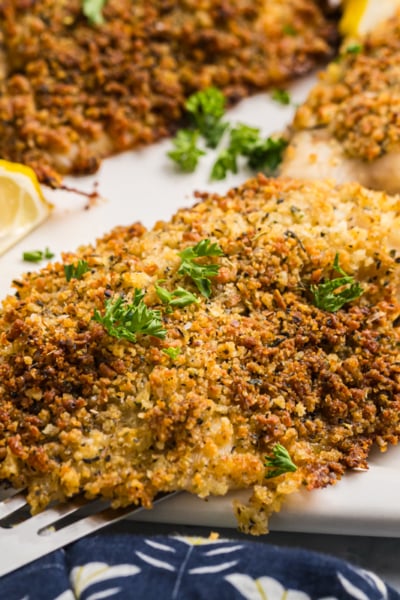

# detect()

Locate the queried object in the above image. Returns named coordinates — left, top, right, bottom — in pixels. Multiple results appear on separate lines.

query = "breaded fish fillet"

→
left=0, top=175, right=399, bottom=534
left=281, top=10, right=400, bottom=193
left=0, top=0, right=336, bottom=186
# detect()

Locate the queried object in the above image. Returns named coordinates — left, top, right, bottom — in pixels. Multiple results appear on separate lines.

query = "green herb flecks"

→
left=265, top=443, right=297, bottom=479
left=271, top=89, right=291, bottom=105
left=64, top=259, right=90, bottom=282
left=211, top=124, right=261, bottom=179
left=23, top=247, right=54, bottom=262
left=168, top=87, right=289, bottom=179
left=310, top=253, right=363, bottom=312
left=211, top=123, right=288, bottom=180
left=228, top=123, right=261, bottom=153
left=210, top=148, right=239, bottom=181
left=93, top=290, right=166, bottom=342
left=155, top=283, right=199, bottom=308
left=162, top=347, right=181, bottom=360
left=185, top=87, right=229, bottom=149
left=178, top=239, right=223, bottom=298
left=82, top=0, right=107, bottom=25
left=168, top=129, right=206, bottom=173
left=345, top=43, right=363, bottom=55
left=245, top=136, right=288, bottom=172
left=283, top=24, right=297, bottom=36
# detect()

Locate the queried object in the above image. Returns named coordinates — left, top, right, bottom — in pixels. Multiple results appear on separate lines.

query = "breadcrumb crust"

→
left=0, top=176, right=399, bottom=534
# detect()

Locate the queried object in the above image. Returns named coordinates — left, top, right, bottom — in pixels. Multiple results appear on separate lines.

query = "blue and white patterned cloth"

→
left=1, top=533, right=399, bottom=600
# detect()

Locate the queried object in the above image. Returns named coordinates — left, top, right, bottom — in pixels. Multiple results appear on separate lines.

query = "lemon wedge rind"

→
left=340, top=0, right=400, bottom=37
left=0, top=159, right=52, bottom=256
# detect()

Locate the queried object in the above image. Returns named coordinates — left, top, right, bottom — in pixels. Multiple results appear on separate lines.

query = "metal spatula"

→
left=0, top=485, right=176, bottom=578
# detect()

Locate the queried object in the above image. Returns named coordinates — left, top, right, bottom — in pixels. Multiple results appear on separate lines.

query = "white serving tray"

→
left=131, top=445, right=400, bottom=537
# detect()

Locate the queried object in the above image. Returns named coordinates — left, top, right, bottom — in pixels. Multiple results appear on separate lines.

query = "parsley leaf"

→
left=93, top=290, right=166, bottom=342
left=162, top=347, right=181, bottom=360
left=155, top=283, right=199, bottom=308
left=246, top=137, right=288, bottom=172
left=283, top=24, right=297, bottom=36
left=168, top=129, right=206, bottom=173
left=211, top=124, right=259, bottom=180
left=185, top=87, right=229, bottom=148
left=64, top=259, right=89, bottom=282
left=271, top=89, right=291, bottom=105
left=229, top=123, right=261, bottom=152
left=23, top=247, right=54, bottom=262
left=310, top=254, right=363, bottom=312
left=210, top=148, right=238, bottom=181
left=82, top=0, right=107, bottom=25
left=265, top=443, right=297, bottom=479
left=179, top=239, right=224, bottom=260
left=167, top=87, right=288, bottom=179
left=211, top=124, right=288, bottom=179
left=178, top=239, right=223, bottom=298
left=345, top=43, right=363, bottom=55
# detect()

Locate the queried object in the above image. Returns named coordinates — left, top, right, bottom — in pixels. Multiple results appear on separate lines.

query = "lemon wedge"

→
left=0, top=159, right=52, bottom=255
left=340, top=0, right=400, bottom=37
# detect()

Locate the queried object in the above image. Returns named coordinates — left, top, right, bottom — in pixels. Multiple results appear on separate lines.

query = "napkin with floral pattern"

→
left=1, top=534, right=399, bottom=600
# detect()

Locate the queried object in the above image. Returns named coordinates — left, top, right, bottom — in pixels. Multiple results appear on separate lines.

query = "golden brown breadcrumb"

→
left=0, top=0, right=336, bottom=186
left=293, top=9, right=400, bottom=162
left=0, top=175, right=399, bottom=533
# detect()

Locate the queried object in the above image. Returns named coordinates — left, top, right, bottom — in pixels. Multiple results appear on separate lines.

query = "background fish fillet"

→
left=0, top=0, right=337, bottom=186
left=281, top=9, right=400, bottom=193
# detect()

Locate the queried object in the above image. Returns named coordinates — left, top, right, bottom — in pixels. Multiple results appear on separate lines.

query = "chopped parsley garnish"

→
left=265, top=443, right=297, bottom=479
left=310, top=253, right=363, bottom=312
left=210, top=148, right=238, bottom=181
left=64, top=259, right=89, bottom=282
left=210, top=123, right=260, bottom=179
left=271, top=89, right=291, bottom=105
left=82, top=0, right=107, bottom=25
left=229, top=123, right=261, bottom=154
left=245, top=136, right=288, bottom=172
left=345, top=43, right=363, bottom=55
left=178, top=239, right=223, bottom=298
left=168, top=87, right=288, bottom=180
left=162, top=347, right=181, bottom=360
left=93, top=290, right=166, bottom=342
left=283, top=24, right=297, bottom=36
left=23, top=247, right=54, bottom=262
left=155, top=283, right=199, bottom=308
left=185, top=87, right=229, bottom=148
left=168, top=129, right=206, bottom=173
left=211, top=124, right=288, bottom=180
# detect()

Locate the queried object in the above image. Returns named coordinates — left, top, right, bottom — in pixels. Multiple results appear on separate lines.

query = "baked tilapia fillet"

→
left=0, top=0, right=337, bottom=186
left=0, top=176, right=399, bottom=534
left=281, top=9, right=400, bottom=194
